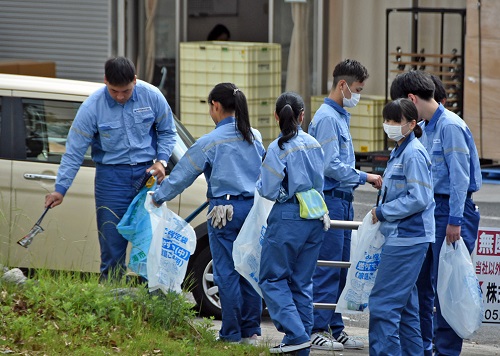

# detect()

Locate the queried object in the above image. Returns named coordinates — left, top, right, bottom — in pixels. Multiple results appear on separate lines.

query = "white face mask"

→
left=383, top=122, right=410, bottom=142
left=342, top=85, right=361, bottom=108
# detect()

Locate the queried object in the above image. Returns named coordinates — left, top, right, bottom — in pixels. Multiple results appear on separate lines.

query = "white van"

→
left=0, top=73, right=222, bottom=318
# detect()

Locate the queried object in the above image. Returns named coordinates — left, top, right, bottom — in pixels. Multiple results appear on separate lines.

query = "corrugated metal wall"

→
left=0, top=0, right=111, bottom=82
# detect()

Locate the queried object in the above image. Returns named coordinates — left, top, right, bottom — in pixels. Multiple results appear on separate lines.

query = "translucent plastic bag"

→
left=117, top=182, right=157, bottom=278
left=336, top=211, right=385, bottom=314
left=145, top=193, right=197, bottom=294
left=437, top=238, right=484, bottom=339
left=233, top=191, right=275, bottom=297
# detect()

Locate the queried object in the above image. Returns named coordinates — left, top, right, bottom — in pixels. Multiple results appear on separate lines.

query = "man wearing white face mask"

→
left=308, top=59, right=382, bottom=352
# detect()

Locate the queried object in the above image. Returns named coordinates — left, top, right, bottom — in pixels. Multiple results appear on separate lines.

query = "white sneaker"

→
left=311, top=331, right=344, bottom=351
left=336, top=330, right=365, bottom=349
left=241, top=334, right=258, bottom=346
left=269, top=341, right=311, bottom=354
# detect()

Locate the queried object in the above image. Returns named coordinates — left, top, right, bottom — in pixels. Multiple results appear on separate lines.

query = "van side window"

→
left=22, top=99, right=91, bottom=163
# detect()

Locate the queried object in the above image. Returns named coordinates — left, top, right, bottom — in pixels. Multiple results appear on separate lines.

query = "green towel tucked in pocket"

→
left=295, top=189, right=328, bottom=219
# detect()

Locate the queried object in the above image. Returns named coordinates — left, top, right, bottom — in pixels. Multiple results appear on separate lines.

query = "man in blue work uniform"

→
left=390, top=70, right=482, bottom=356
left=45, top=57, right=177, bottom=282
left=308, top=59, right=382, bottom=351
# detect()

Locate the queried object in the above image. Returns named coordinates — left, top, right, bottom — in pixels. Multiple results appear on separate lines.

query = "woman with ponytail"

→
left=152, top=83, right=265, bottom=344
left=257, top=92, right=326, bottom=355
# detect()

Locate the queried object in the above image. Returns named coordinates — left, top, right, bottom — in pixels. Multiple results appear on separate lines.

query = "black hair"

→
left=208, top=83, right=254, bottom=144
left=104, top=57, right=136, bottom=86
left=332, top=59, right=369, bottom=87
left=275, top=92, right=304, bottom=150
left=207, top=24, right=231, bottom=41
left=430, top=74, right=447, bottom=104
left=390, top=70, right=435, bottom=101
left=383, top=98, right=422, bottom=138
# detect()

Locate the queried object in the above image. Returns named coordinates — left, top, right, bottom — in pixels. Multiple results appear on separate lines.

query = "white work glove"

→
left=320, top=213, right=331, bottom=231
left=207, top=205, right=234, bottom=229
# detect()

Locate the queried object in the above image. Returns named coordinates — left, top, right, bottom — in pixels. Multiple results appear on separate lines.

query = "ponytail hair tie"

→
left=233, top=88, right=240, bottom=96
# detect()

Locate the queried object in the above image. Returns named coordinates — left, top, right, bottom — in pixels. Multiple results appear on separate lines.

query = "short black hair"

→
left=104, top=57, right=136, bottom=86
left=332, top=59, right=369, bottom=87
left=430, top=74, right=447, bottom=104
left=207, top=24, right=230, bottom=41
left=383, top=98, right=423, bottom=138
left=390, top=70, right=435, bottom=101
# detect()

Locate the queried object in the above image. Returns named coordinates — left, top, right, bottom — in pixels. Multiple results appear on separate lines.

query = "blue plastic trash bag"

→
left=336, top=211, right=384, bottom=314
left=233, top=189, right=275, bottom=297
left=117, top=181, right=157, bottom=279
left=145, top=193, right=197, bottom=294
left=437, top=238, right=484, bottom=339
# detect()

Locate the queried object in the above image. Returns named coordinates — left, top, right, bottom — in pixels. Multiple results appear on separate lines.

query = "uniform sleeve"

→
left=313, top=116, right=363, bottom=184
left=256, top=146, right=285, bottom=201
left=376, top=150, right=433, bottom=222
left=153, top=141, right=207, bottom=204
left=154, top=92, right=177, bottom=162
left=442, top=125, right=470, bottom=225
left=55, top=103, right=96, bottom=196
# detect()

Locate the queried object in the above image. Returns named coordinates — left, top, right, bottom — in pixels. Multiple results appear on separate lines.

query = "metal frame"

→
left=313, top=219, right=362, bottom=310
left=384, top=7, right=466, bottom=112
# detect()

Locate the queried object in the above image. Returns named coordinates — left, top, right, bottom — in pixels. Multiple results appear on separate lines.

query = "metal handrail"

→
left=313, top=218, right=363, bottom=311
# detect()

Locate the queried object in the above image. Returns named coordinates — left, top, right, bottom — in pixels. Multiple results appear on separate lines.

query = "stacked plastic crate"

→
left=180, top=41, right=282, bottom=148
left=310, top=94, right=386, bottom=152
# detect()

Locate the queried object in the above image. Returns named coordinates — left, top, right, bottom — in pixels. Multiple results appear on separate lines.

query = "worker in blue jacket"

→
left=152, top=83, right=265, bottom=345
left=308, top=59, right=382, bottom=352
left=370, top=98, right=435, bottom=355
left=258, top=92, right=327, bottom=355
left=391, top=70, right=482, bottom=356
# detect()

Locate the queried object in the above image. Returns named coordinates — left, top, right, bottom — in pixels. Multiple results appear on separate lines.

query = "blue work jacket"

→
left=375, top=133, right=435, bottom=246
left=308, top=98, right=367, bottom=193
left=419, top=104, right=482, bottom=225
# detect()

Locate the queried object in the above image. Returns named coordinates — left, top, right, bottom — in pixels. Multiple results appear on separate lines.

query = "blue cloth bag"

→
left=117, top=181, right=157, bottom=279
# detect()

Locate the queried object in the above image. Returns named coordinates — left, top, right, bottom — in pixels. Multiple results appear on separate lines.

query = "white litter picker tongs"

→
left=17, top=207, right=50, bottom=248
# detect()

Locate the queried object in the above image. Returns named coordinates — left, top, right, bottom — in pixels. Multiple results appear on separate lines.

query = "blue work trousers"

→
left=259, top=202, right=324, bottom=356
left=312, top=195, right=353, bottom=337
left=369, top=242, right=429, bottom=356
left=207, top=198, right=262, bottom=342
left=416, top=196, right=480, bottom=356
left=95, top=163, right=149, bottom=280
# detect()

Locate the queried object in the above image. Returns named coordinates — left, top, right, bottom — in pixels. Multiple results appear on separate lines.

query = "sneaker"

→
left=241, top=334, right=258, bottom=346
left=215, top=336, right=239, bottom=344
left=311, top=331, right=344, bottom=351
left=336, top=330, right=364, bottom=349
left=269, top=341, right=311, bottom=354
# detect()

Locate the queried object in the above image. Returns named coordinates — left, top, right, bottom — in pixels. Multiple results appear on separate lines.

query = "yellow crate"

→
left=180, top=41, right=281, bottom=100
left=181, top=41, right=281, bottom=64
left=180, top=96, right=279, bottom=148
left=180, top=78, right=280, bottom=102
left=350, top=126, right=385, bottom=141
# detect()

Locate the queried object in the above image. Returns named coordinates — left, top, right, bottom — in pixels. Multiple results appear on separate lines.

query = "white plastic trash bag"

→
left=145, top=193, right=197, bottom=294
left=437, top=238, right=484, bottom=339
left=336, top=211, right=385, bottom=314
left=233, top=191, right=275, bottom=297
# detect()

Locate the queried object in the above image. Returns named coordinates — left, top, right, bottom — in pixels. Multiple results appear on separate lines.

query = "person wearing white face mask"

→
left=369, top=98, right=435, bottom=355
left=308, top=59, right=382, bottom=352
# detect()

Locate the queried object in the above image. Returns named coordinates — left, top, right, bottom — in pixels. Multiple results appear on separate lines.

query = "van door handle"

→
left=23, top=173, right=57, bottom=181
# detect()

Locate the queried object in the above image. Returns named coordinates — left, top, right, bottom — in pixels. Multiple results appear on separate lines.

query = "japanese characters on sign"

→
left=474, top=228, right=500, bottom=324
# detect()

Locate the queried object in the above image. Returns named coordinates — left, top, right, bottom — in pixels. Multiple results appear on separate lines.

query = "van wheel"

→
left=191, top=245, right=222, bottom=319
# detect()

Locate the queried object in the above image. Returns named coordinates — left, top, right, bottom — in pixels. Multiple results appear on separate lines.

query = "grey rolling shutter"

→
left=0, top=0, right=111, bottom=82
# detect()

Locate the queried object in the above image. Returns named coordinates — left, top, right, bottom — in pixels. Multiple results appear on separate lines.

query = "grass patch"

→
left=0, top=270, right=267, bottom=355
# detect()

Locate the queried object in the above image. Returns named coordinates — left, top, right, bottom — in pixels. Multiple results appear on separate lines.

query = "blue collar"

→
left=324, top=97, right=349, bottom=116
left=277, top=125, right=303, bottom=138
left=216, top=116, right=235, bottom=128
left=425, top=103, right=444, bottom=131
left=391, top=131, right=416, bottom=158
